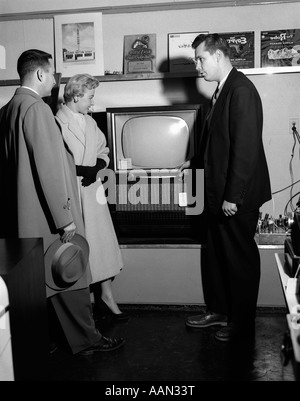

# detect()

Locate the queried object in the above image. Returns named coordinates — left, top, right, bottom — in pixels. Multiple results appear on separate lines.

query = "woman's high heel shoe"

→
left=97, top=298, right=129, bottom=322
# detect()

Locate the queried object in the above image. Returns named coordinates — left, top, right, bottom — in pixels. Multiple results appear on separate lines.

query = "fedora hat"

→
left=45, top=234, right=89, bottom=291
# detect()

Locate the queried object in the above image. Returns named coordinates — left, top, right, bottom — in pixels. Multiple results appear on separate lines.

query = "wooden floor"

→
left=46, top=305, right=297, bottom=382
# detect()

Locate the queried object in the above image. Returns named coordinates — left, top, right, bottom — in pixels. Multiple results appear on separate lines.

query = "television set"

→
left=106, top=104, right=203, bottom=176
left=105, top=104, right=205, bottom=242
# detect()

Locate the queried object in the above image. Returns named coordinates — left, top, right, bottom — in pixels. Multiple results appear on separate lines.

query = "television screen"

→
left=122, top=115, right=189, bottom=168
left=106, top=105, right=203, bottom=176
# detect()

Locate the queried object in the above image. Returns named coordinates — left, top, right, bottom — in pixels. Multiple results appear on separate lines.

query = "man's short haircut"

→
left=17, top=49, right=52, bottom=82
left=63, top=74, right=99, bottom=103
left=192, top=33, right=231, bottom=57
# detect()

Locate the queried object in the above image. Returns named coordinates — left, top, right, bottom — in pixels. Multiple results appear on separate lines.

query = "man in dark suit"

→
left=186, top=34, right=272, bottom=342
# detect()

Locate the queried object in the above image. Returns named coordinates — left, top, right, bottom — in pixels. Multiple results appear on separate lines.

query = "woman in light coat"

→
left=56, top=74, right=127, bottom=321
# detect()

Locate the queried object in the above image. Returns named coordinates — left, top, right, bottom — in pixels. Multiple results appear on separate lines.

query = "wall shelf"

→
left=2, top=66, right=300, bottom=87
left=0, top=71, right=202, bottom=87
left=62, top=71, right=203, bottom=83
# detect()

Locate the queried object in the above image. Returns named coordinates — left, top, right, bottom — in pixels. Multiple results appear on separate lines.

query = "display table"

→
left=275, top=253, right=300, bottom=378
left=0, top=238, right=48, bottom=381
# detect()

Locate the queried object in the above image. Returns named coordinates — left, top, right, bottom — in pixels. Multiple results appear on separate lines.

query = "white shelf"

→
left=2, top=66, right=300, bottom=87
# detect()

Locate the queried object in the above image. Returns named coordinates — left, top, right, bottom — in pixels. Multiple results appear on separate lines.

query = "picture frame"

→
left=168, top=32, right=207, bottom=73
left=123, top=34, right=156, bottom=74
left=217, top=31, right=255, bottom=69
left=261, top=29, right=300, bottom=71
left=54, top=13, right=104, bottom=78
left=0, top=45, right=6, bottom=69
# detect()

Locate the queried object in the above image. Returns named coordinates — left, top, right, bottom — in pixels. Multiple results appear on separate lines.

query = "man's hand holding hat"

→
left=61, top=222, right=76, bottom=243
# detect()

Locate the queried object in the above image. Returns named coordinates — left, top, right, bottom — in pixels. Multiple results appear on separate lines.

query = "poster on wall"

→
left=218, top=31, right=255, bottom=69
left=54, top=13, right=104, bottom=78
left=0, top=45, right=5, bottom=69
left=168, top=32, right=207, bottom=73
left=261, top=29, right=300, bottom=68
left=123, top=34, right=156, bottom=74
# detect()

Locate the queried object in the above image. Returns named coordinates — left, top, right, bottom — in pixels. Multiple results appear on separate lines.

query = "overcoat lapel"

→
left=59, top=105, right=86, bottom=147
left=56, top=105, right=98, bottom=166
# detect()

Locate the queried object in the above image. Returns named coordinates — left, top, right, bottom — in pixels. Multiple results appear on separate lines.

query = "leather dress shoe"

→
left=215, top=324, right=255, bottom=343
left=78, top=336, right=125, bottom=356
left=215, top=325, right=236, bottom=342
left=186, top=311, right=227, bottom=328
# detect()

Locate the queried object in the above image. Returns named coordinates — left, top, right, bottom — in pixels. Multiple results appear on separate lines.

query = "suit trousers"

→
left=50, top=287, right=101, bottom=354
left=202, top=209, right=260, bottom=328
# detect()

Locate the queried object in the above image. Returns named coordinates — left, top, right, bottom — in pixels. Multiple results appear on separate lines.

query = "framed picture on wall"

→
left=54, top=13, right=104, bottom=78
left=261, top=29, right=300, bottom=69
left=217, top=31, right=255, bottom=69
left=123, top=33, right=156, bottom=74
left=0, top=45, right=6, bottom=69
left=168, top=32, right=207, bottom=73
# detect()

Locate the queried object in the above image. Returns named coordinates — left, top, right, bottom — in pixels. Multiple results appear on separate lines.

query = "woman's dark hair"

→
left=17, top=49, right=52, bottom=82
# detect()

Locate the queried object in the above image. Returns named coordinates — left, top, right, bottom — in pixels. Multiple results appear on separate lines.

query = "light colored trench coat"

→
left=0, top=88, right=92, bottom=297
left=56, top=104, right=123, bottom=283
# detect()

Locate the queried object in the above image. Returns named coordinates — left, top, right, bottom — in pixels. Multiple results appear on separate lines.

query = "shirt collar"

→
left=218, top=68, right=232, bottom=92
left=21, top=86, right=40, bottom=96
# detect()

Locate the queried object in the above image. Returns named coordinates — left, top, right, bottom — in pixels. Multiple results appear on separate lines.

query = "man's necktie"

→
left=212, top=85, right=219, bottom=107
left=201, top=84, right=220, bottom=158
left=206, top=84, right=220, bottom=121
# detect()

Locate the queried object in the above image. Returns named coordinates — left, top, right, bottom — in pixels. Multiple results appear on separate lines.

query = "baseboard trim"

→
left=115, top=303, right=287, bottom=315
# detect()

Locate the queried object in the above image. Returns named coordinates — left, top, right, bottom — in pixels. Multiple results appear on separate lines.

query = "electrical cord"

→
left=272, top=127, right=300, bottom=196
left=271, top=126, right=300, bottom=216
left=289, top=130, right=297, bottom=211
left=272, top=178, right=300, bottom=195
left=283, top=126, right=300, bottom=214
left=258, top=126, right=300, bottom=228
left=284, top=190, right=300, bottom=216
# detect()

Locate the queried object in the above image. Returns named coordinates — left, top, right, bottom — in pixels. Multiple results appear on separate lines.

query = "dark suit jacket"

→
left=199, top=67, right=271, bottom=215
